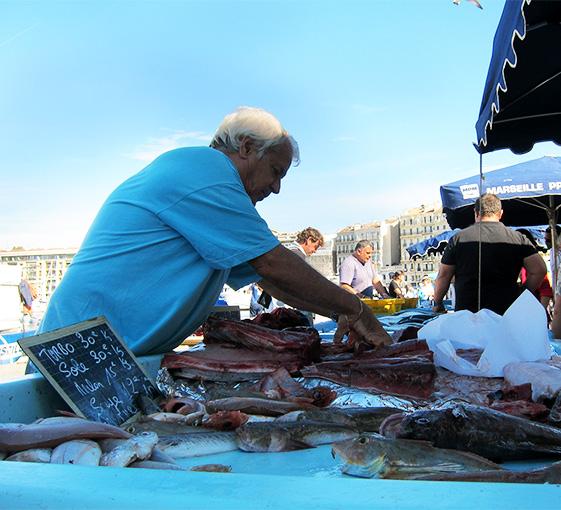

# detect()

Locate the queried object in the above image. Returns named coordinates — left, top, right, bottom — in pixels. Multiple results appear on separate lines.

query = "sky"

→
left=2, top=0, right=561, bottom=250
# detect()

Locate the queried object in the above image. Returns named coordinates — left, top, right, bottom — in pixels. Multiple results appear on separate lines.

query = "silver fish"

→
left=100, top=432, right=158, bottom=467
left=156, top=432, right=238, bottom=459
left=236, top=421, right=358, bottom=452
left=0, top=417, right=130, bottom=452
left=5, top=448, right=52, bottom=463
left=51, top=440, right=101, bottom=466
left=332, top=433, right=502, bottom=479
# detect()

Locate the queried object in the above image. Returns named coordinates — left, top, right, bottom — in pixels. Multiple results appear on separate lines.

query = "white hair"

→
left=210, top=106, right=300, bottom=165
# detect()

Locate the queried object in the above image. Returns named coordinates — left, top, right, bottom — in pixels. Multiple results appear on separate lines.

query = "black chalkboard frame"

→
left=19, top=316, right=158, bottom=426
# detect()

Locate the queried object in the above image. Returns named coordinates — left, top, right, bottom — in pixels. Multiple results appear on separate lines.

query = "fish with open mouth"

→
left=380, top=403, right=561, bottom=461
left=331, top=433, right=502, bottom=479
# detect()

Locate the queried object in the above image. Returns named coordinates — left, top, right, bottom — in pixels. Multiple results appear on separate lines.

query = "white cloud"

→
left=125, top=130, right=213, bottom=162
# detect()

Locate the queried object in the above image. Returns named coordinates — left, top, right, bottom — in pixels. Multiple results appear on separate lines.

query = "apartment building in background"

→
left=0, top=248, right=77, bottom=302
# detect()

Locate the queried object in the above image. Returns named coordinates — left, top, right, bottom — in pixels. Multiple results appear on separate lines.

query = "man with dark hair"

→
left=433, top=193, right=546, bottom=315
left=339, top=240, right=389, bottom=299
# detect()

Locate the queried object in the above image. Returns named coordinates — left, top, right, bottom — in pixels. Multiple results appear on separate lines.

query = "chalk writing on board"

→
left=20, top=317, right=159, bottom=426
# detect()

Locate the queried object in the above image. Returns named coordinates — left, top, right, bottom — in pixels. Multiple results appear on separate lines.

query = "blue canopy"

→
left=475, top=0, right=561, bottom=154
left=406, top=226, right=546, bottom=259
left=406, top=230, right=459, bottom=259
left=440, top=156, right=561, bottom=228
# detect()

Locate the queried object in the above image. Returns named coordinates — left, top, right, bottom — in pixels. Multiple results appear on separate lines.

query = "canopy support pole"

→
left=548, top=196, right=558, bottom=307
left=478, top=153, right=483, bottom=312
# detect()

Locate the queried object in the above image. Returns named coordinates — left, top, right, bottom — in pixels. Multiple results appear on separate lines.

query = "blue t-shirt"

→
left=39, top=147, right=279, bottom=355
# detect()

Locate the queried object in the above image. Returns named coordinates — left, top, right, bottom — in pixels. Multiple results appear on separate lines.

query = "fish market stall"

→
left=1, top=305, right=561, bottom=510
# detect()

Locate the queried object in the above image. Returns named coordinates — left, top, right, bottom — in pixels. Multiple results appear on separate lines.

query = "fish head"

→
left=331, top=434, right=389, bottom=478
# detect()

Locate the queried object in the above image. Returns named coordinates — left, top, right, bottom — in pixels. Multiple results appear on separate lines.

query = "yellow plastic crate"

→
left=361, top=298, right=402, bottom=315
left=402, top=297, right=418, bottom=309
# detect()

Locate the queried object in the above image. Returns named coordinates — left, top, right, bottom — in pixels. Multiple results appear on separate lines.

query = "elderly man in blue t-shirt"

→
left=39, top=107, right=391, bottom=354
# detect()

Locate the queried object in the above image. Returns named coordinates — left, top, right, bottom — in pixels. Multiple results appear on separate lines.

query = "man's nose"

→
left=271, top=179, right=281, bottom=194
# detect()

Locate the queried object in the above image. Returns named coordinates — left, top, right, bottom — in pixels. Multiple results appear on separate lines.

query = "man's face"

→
left=355, top=246, right=373, bottom=263
left=242, top=140, right=293, bottom=205
left=302, top=238, right=322, bottom=256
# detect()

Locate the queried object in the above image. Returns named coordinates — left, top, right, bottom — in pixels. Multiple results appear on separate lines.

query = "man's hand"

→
left=432, top=302, right=446, bottom=313
left=333, top=302, right=392, bottom=348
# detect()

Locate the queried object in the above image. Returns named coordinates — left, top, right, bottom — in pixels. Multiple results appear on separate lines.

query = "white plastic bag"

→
left=419, top=290, right=553, bottom=377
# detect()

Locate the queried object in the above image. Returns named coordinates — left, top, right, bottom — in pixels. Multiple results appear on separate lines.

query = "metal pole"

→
left=549, top=195, right=558, bottom=306
left=478, top=153, right=483, bottom=312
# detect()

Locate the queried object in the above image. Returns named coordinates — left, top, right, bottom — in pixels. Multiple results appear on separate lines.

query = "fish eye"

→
left=416, top=418, right=430, bottom=425
left=358, top=436, right=369, bottom=445
left=126, top=426, right=136, bottom=433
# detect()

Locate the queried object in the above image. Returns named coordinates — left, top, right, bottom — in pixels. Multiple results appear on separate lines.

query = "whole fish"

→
left=331, top=433, right=502, bottom=479
left=5, top=448, right=52, bottom=463
left=0, top=417, right=131, bottom=452
left=100, top=431, right=158, bottom=467
left=156, top=431, right=238, bottom=458
left=236, top=421, right=358, bottom=452
left=122, top=418, right=204, bottom=436
left=381, top=403, right=561, bottom=461
left=206, top=397, right=314, bottom=417
left=51, top=439, right=101, bottom=466
left=277, top=407, right=403, bottom=433
left=412, top=462, right=561, bottom=484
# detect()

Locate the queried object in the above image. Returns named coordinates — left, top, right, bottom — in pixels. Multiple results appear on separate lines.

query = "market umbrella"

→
left=406, top=226, right=546, bottom=260
left=406, top=230, right=459, bottom=260
left=475, top=0, right=561, bottom=155
left=441, top=156, right=561, bottom=229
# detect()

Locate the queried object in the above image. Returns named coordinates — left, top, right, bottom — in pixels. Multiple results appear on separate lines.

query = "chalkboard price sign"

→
left=19, top=317, right=159, bottom=426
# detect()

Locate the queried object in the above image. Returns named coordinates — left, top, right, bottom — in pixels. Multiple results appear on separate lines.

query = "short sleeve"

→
left=158, top=183, right=279, bottom=270
left=339, top=258, right=354, bottom=285
left=227, top=263, right=261, bottom=290
left=441, top=235, right=458, bottom=265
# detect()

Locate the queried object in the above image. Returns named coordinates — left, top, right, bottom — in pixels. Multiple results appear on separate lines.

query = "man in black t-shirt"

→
left=433, top=194, right=546, bottom=315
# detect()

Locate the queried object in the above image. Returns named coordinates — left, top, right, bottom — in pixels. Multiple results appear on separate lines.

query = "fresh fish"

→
left=129, top=460, right=187, bottom=471
left=206, top=397, right=314, bottom=417
left=146, top=412, right=202, bottom=425
left=122, top=417, right=203, bottom=436
left=275, top=409, right=355, bottom=426
left=202, top=411, right=249, bottom=430
left=236, top=421, right=358, bottom=452
left=5, top=448, right=52, bottom=463
left=191, top=464, right=232, bottom=473
left=100, top=432, right=158, bottom=467
left=0, top=417, right=131, bottom=452
left=276, top=407, right=403, bottom=433
left=412, top=462, right=561, bottom=483
left=149, top=448, right=179, bottom=464
left=51, top=439, right=101, bottom=466
left=156, top=432, right=238, bottom=458
left=381, top=403, right=561, bottom=461
left=331, top=433, right=502, bottom=479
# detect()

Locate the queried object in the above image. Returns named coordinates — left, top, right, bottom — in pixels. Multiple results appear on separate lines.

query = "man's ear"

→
left=499, top=209, right=504, bottom=220
left=239, top=137, right=253, bottom=160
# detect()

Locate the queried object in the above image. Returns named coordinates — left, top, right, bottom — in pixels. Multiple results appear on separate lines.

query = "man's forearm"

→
left=250, top=245, right=361, bottom=317
left=374, top=281, right=389, bottom=298
left=433, top=277, right=451, bottom=304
